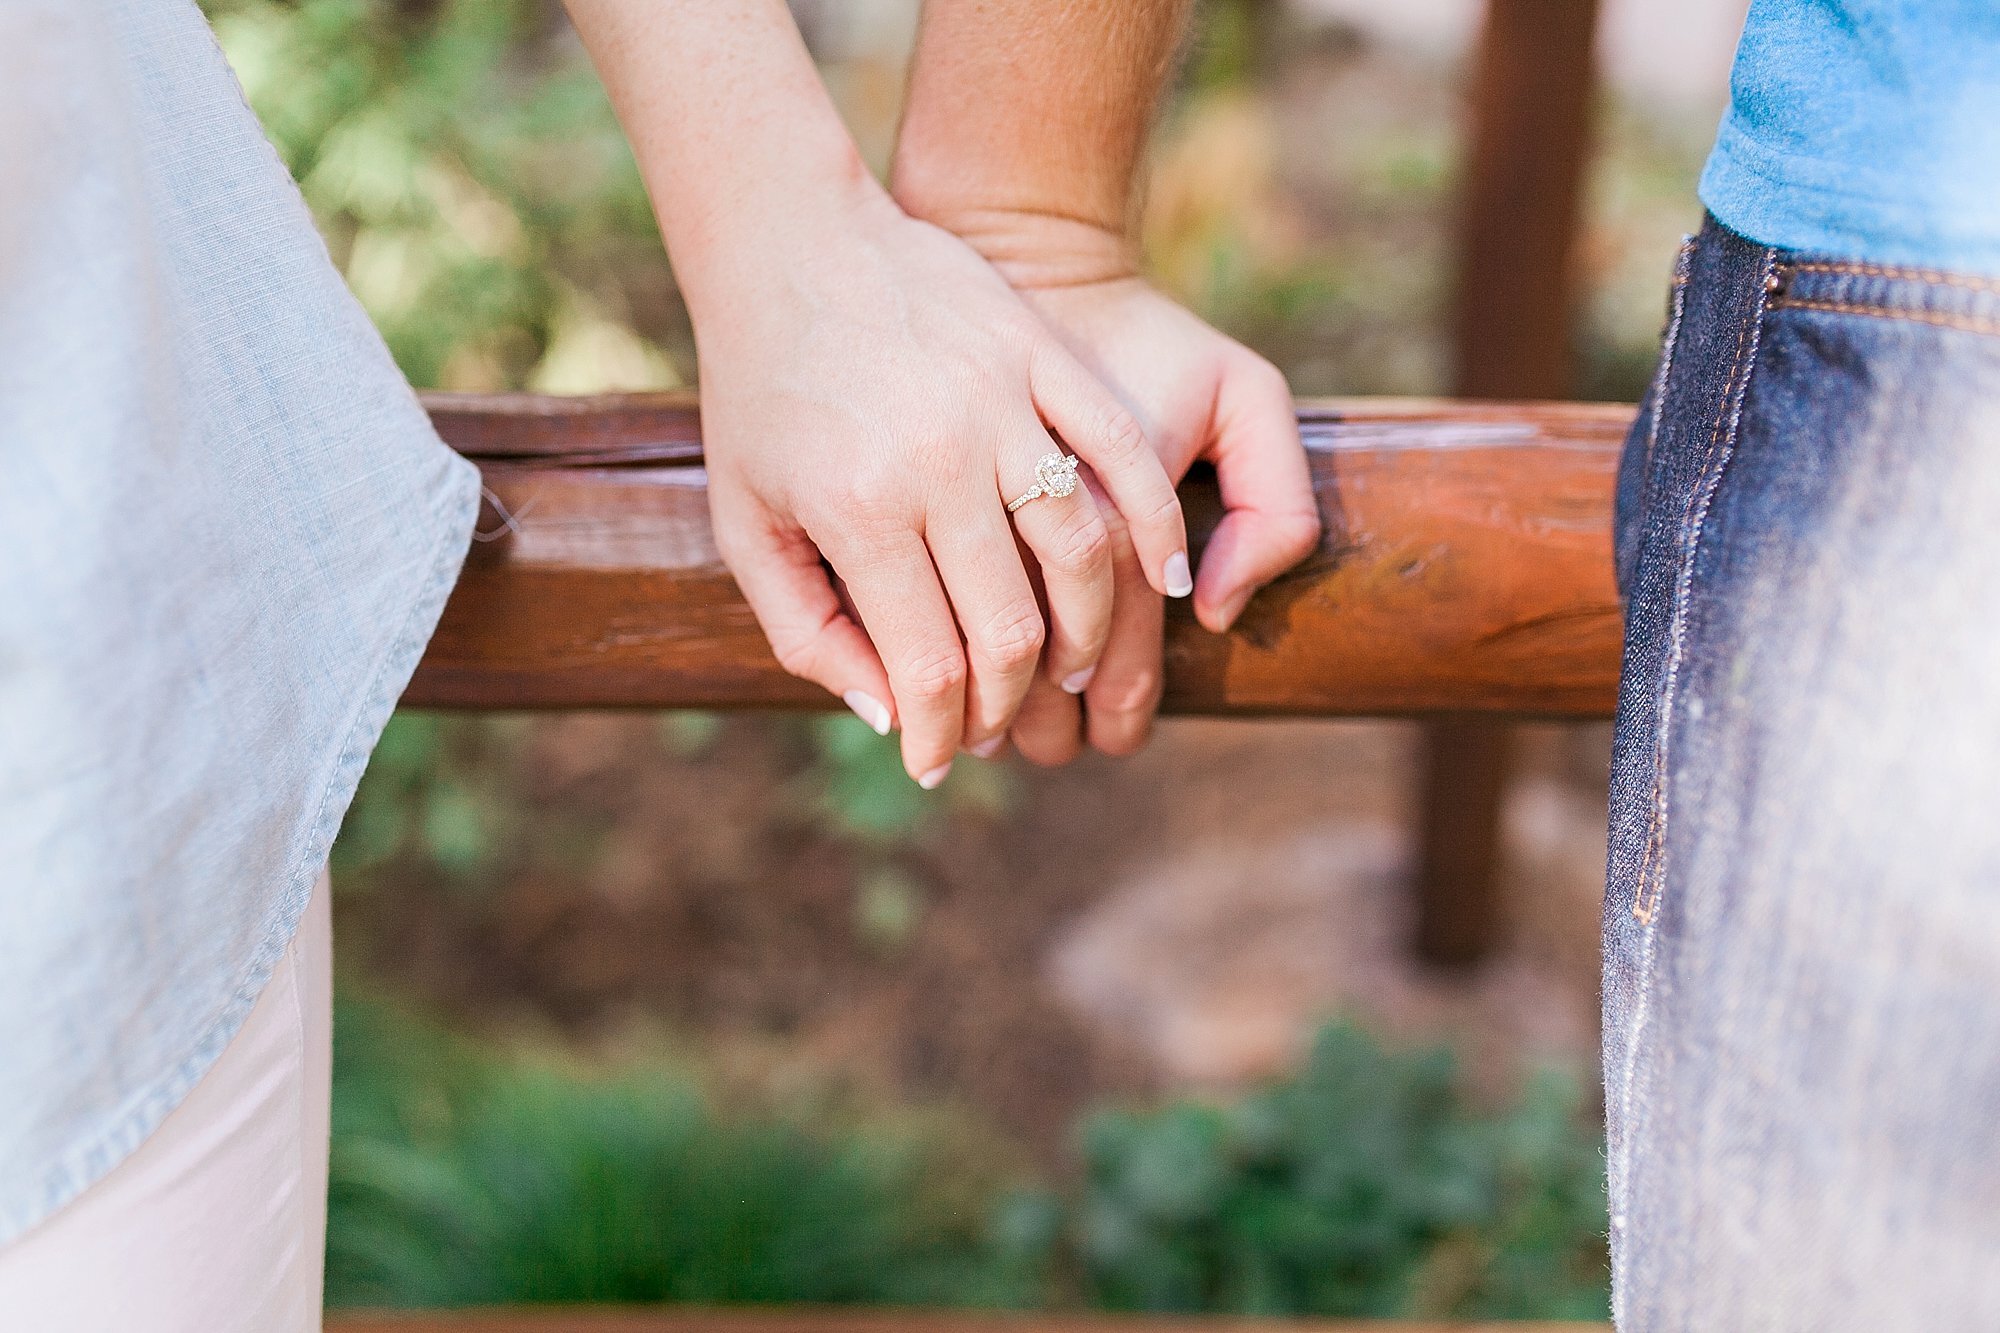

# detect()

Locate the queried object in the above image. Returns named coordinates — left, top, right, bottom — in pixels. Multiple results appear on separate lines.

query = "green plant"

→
left=326, top=996, right=1039, bottom=1309
left=1057, top=1023, right=1610, bottom=1319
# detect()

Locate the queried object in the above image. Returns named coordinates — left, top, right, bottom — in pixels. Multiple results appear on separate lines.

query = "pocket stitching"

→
left=1786, top=259, right=2000, bottom=294
left=1632, top=246, right=1779, bottom=924
left=1636, top=235, right=1698, bottom=485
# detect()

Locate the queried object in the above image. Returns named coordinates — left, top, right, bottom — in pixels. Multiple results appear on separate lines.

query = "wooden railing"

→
left=407, top=394, right=1629, bottom=720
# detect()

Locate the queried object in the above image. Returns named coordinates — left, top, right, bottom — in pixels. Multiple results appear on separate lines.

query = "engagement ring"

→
left=1006, top=452, right=1081, bottom=513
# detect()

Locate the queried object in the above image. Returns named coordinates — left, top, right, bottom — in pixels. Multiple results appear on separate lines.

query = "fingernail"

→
left=1061, top=666, right=1096, bottom=695
left=843, top=689, right=892, bottom=736
left=918, top=762, right=952, bottom=790
left=1164, top=551, right=1194, bottom=598
left=969, top=735, right=1004, bottom=759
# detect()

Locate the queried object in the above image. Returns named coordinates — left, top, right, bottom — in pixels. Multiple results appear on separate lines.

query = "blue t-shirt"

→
left=1700, top=0, right=2000, bottom=275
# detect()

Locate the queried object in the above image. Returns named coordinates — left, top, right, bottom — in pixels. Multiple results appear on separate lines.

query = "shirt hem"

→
left=0, top=450, right=481, bottom=1250
left=1701, top=115, right=2000, bottom=277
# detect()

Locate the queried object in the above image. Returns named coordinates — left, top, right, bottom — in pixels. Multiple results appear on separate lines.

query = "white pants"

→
left=0, top=874, right=333, bottom=1332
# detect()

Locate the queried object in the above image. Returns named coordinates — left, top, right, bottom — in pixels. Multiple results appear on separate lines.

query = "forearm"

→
left=891, top=0, right=1193, bottom=285
left=562, top=0, right=882, bottom=322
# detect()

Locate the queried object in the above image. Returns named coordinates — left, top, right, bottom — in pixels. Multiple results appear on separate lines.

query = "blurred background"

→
left=200, top=0, right=1745, bottom=1319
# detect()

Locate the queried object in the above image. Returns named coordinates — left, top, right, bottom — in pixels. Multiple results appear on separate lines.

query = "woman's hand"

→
left=693, top=187, right=1191, bottom=786
left=917, top=218, right=1320, bottom=764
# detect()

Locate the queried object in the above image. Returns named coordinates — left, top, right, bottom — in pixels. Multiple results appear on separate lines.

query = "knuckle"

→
left=771, top=634, right=820, bottom=681
left=993, top=312, right=1044, bottom=354
left=1002, top=311, right=1045, bottom=345
left=709, top=507, right=777, bottom=573
left=714, top=537, right=758, bottom=586
left=1137, top=488, right=1186, bottom=536
left=1068, top=612, right=1112, bottom=662
left=1232, top=347, right=1290, bottom=397
left=833, top=466, right=911, bottom=528
left=1093, top=403, right=1149, bottom=466
left=1048, top=506, right=1112, bottom=577
left=976, top=601, right=1046, bottom=672
left=769, top=617, right=838, bottom=685
left=816, top=511, right=907, bottom=566
left=910, top=428, right=974, bottom=489
left=897, top=645, right=967, bottom=703
left=1250, top=355, right=1292, bottom=396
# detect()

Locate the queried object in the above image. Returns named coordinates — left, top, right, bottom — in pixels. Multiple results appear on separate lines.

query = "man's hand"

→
left=974, top=249, right=1320, bottom=763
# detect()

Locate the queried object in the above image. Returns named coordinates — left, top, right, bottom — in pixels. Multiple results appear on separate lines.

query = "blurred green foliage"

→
left=1060, top=1024, right=1610, bottom=1319
left=328, top=996, right=1038, bottom=1308
left=330, top=712, right=526, bottom=884
left=330, top=1000, right=1606, bottom=1317
left=204, top=0, right=674, bottom=392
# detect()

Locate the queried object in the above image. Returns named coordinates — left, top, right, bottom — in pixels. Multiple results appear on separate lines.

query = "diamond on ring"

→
left=1006, top=452, right=1080, bottom=513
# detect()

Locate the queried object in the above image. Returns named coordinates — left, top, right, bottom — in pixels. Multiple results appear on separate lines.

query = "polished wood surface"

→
left=329, top=1309, right=1608, bottom=1333
left=406, top=394, right=1629, bottom=718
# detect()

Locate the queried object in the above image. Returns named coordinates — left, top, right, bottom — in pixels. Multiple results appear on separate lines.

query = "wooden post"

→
left=1414, top=0, right=1602, bottom=967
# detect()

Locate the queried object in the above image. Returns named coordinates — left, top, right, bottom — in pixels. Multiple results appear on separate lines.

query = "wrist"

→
left=890, top=154, right=1139, bottom=290
left=903, top=202, right=1140, bottom=290
left=670, top=140, right=893, bottom=328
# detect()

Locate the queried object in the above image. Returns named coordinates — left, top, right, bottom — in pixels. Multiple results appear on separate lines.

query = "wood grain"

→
left=329, top=1308, right=1609, bottom=1333
left=406, top=394, right=1629, bottom=718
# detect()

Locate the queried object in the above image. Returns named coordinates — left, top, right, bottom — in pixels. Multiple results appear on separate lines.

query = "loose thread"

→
left=472, top=484, right=541, bottom=542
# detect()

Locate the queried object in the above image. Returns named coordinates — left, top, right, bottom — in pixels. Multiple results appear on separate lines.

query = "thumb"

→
left=1194, top=352, right=1322, bottom=633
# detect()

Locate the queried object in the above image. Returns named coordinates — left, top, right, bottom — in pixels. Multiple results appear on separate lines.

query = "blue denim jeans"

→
left=1605, top=216, right=2000, bottom=1329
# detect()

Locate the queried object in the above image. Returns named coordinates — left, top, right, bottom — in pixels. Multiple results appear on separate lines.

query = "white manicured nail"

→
left=969, top=735, right=1004, bottom=759
left=1164, top=551, right=1194, bottom=598
left=1061, top=667, right=1096, bottom=695
left=918, top=762, right=952, bottom=790
left=843, top=689, right=891, bottom=736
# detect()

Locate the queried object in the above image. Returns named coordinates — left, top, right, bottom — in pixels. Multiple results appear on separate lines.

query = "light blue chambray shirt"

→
left=1701, top=0, right=2000, bottom=274
left=0, top=0, right=479, bottom=1241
